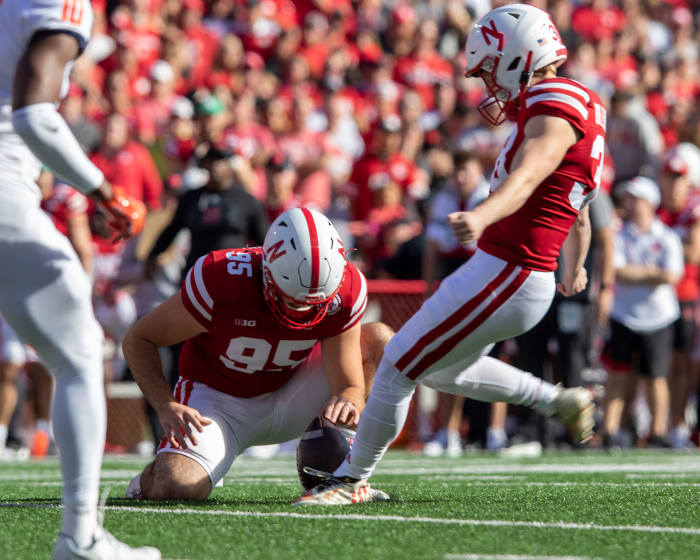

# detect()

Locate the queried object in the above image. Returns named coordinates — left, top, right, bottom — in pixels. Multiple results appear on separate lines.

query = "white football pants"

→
left=0, top=187, right=104, bottom=548
left=336, top=250, right=558, bottom=480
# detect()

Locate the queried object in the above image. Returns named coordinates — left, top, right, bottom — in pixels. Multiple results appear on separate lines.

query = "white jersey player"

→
left=0, top=0, right=156, bottom=558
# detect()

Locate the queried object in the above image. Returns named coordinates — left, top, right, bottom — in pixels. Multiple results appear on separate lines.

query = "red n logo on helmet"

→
left=266, top=240, right=286, bottom=263
left=481, top=20, right=504, bottom=50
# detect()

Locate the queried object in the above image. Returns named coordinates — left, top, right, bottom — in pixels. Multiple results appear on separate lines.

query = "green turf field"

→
left=1, top=450, right=699, bottom=559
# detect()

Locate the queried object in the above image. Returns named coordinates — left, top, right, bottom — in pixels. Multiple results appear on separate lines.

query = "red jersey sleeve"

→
left=522, top=79, right=590, bottom=136
left=181, top=252, right=218, bottom=328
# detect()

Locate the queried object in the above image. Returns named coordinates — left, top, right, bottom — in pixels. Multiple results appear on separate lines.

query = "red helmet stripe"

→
left=301, top=207, right=320, bottom=292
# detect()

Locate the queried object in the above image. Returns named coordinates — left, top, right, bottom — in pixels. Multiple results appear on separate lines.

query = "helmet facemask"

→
left=469, top=53, right=534, bottom=126
left=262, top=261, right=339, bottom=330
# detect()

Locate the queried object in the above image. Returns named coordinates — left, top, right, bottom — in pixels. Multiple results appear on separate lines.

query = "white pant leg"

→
left=158, top=355, right=331, bottom=486
left=266, top=349, right=331, bottom=443
left=156, top=379, right=249, bottom=486
left=0, top=315, right=29, bottom=365
left=385, top=250, right=555, bottom=380
left=336, top=251, right=556, bottom=481
left=0, top=191, right=104, bottom=547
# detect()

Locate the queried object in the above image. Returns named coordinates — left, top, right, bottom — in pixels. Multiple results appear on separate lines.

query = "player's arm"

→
left=66, top=212, right=94, bottom=274
left=683, top=221, right=700, bottom=265
left=557, top=204, right=591, bottom=297
left=448, top=115, right=579, bottom=244
left=12, top=33, right=143, bottom=239
left=615, top=264, right=681, bottom=286
left=616, top=236, right=684, bottom=287
left=320, top=322, right=365, bottom=428
left=122, top=292, right=211, bottom=449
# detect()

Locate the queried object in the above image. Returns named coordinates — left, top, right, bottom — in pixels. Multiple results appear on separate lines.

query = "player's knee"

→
left=142, top=454, right=212, bottom=501
left=360, top=322, right=394, bottom=369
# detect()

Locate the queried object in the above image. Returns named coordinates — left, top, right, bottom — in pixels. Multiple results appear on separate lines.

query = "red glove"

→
left=99, top=185, right=146, bottom=242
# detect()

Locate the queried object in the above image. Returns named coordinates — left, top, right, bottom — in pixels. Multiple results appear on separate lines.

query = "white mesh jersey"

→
left=0, top=0, right=93, bottom=191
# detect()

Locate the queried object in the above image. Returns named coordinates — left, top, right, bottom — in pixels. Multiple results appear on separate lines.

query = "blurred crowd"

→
left=1, top=0, right=700, bottom=459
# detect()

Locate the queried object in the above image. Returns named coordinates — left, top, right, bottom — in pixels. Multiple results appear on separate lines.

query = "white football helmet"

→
left=465, top=4, right=568, bottom=125
left=262, top=207, right=347, bottom=329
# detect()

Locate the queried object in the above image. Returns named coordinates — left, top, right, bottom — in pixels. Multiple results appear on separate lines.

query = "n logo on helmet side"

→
left=481, top=20, right=504, bottom=50
left=266, top=240, right=286, bottom=263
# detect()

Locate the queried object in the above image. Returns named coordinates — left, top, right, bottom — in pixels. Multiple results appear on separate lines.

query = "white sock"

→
left=36, top=419, right=52, bottom=437
left=423, top=356, right=558, bottom=415
left=0, top=424, right=8, bottom=451
left=51, top=358, right=106, bottom=549
left=334, top=359, right=416, bottom=481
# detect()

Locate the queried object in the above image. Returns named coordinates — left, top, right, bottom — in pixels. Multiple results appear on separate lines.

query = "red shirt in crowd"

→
left=658, top=195, right=700, bottom=303
left=349, top=152, right=425, bottom=221
left=571, top=4, right=626, bottom=41
left=393, top=51, right=453, bottom=110
left=90, top=142, right=163, bottom=210
left=41, top=183, right=89, bottom=237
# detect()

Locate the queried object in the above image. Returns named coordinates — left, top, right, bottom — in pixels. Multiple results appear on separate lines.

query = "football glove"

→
left=100, top=185, right=146, bottom=242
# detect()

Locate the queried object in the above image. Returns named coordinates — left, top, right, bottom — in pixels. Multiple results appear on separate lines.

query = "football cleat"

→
left=553, top=386, right=594, bottom=444
left=292, top=468, right=390, bottom=506
left=51, top=528, right=161, bottom=560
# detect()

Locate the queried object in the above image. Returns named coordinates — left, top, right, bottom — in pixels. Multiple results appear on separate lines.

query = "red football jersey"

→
left=658, top=194, right=700, bottom=302
left=41, top=183, right=88, bottom=238
left=179, top=247, right=368, bottom=398
left=478, top=78, right=607, bottom=271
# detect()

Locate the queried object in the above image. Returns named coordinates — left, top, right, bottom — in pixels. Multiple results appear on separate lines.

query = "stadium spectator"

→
left=657, top=144, right=700, bottom=448
left=606, top=90, right=663, bottom=184
left=147, top=146, right=268, bottom=275
left=264, top=153, right=303, bottom=223
left=349, top=116, right=428, bottom=221
left=423, top=152, right=490, bottom=287
left=602, top=177, right=684, bottom=448
left=60, top=84, right=101, bottom=153
left=91, top=113, right=164, bottom=210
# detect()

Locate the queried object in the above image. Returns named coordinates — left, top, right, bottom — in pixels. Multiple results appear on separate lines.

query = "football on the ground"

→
left=296, top=415, right=351, bottom=490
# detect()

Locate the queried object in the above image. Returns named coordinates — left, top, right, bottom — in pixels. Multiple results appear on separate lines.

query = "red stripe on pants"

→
left=174, top=378, right=183, bottom=402
left=405, top=268, right=531, bottom=380
left=182, top=380, right=195, bottom=406
left=395, top=263, right=516, bottom=372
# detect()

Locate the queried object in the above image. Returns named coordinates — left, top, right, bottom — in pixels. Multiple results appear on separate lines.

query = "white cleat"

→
left=553, top=386, right=594, bottom=444
left=125, top=474, right=144, bottom=500
left=51, top=528, right=161, bottom=560
left=292, top=469, right=390, bottom=506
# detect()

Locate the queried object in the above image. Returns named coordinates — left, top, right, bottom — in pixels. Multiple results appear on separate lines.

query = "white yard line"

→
left=444, top=554, right=598, bottom=560
left=625, top=473, right=700, bottom=479
left=444, top=555, right=597, bottom=560
left=2, top=503, right=698, bottom=536
left=432, top=481, right=700, bottom=488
